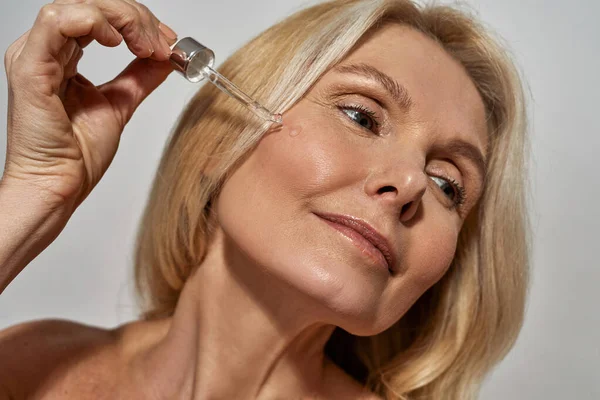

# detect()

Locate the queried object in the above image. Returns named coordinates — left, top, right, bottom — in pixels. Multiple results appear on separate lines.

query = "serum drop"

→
left=288, top=125, right=302, bottom=137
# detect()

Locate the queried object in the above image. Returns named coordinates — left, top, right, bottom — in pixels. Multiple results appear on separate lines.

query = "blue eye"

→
left=339, top=105, right=380, bottom=132
left=430, top=176, right=466, bottom=207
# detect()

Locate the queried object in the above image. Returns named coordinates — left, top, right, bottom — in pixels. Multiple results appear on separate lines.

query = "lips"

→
left=314, top=212, right=396, bottom=273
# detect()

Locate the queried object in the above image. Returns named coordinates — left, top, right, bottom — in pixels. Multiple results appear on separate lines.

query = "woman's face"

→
left=215, top=24, right=488, bottom=335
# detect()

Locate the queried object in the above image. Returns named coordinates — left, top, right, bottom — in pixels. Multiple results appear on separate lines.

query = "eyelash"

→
left=338, top=103, right=467, bottom=209
left=337, top=103, right=381, bottom=131
left=435, top=175, right=467, bottom=209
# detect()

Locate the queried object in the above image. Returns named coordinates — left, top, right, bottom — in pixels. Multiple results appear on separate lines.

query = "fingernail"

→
left=144, top=31, right=155, bottom=57
left=158, top=22, right=178, bottom=41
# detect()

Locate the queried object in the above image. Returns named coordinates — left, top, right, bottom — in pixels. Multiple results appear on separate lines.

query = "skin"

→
left=0, top=9, right=488, bottom=400
left=119, top=24, right=487, bottom=399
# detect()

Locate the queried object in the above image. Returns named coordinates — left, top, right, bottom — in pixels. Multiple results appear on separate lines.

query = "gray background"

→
left=1, top=0, right=598, bottom=398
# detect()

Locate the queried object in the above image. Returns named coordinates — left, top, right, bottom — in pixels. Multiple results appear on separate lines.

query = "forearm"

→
left=0, top=178, right=72, bottom=294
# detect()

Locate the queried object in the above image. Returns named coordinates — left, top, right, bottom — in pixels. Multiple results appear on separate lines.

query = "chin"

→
left=218, top=211, right=399, bottom=335
left=272, top=249, right=399, bottom=334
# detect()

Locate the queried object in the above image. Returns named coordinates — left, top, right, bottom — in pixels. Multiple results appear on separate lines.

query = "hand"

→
left=2, top=0, right=178, bottom=211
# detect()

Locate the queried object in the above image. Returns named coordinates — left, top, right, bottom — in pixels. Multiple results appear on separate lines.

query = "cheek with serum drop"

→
left=276, top=116, right=303, bottom=137
left=288, top=125, right=303, bottom=137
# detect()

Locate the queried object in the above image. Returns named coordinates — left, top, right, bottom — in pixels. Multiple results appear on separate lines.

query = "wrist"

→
left=0, top=175, right=74, bottom=293
left=0, top=173, right=77, bottom=217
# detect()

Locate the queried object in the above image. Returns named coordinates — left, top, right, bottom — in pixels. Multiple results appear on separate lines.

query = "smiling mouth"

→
left=315, top=214, right=392, bottom=273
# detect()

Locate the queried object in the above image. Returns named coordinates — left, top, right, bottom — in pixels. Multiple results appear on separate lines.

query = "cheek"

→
left=249, top=108, right=357, bottom=202
left=400, top=213, right=459, bottom=296
left=411, top=224, right=458, bottom=286
left=375, top=217, right=459, bottom=331
left=214, top=107, right=354, bottom=262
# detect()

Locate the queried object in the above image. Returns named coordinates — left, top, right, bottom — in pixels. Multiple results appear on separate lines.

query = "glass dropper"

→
left=169, top=37, right=282, bottom=125
left=199, top=66, right=282, bottom=124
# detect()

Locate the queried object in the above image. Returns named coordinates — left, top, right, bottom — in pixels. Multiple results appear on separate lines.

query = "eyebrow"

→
left=333, top=62, right=414, bottom=111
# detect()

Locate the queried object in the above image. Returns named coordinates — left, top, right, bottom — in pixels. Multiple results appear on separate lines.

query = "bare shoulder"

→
left=0, top=318, right=121, bottom=399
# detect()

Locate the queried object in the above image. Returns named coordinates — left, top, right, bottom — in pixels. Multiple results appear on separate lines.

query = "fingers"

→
left=4, top=0, right=178, bottom=126
left=63, top=44, right=84, bottom=81
left=123, top=1, right=178, bottom=56
left=22, top=3, right=123, bottom=65
left=158, top=22, right=177, bottom=43
left=58, top=45, right=84, bottom=99
left=53, top=0, right=177, bottom=59
left=4, top=30, right=30, bottom=78
left=57, top=38, right=80, bottom=66
left=19, top=0, right=178, bottom=70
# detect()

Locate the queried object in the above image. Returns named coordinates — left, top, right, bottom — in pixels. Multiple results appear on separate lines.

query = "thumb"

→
left=98, top=57, right=174, bottom=127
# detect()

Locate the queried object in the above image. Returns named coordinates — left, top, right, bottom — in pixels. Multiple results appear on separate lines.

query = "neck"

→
left=125, top=228, right=341, bottom=400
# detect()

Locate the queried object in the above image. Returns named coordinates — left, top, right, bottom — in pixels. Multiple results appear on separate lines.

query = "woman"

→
left=0, top=0, right=529, bottom=398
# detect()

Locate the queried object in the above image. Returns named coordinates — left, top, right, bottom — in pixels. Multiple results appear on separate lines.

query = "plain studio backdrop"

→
left=1, top=0, right=598, bottom=398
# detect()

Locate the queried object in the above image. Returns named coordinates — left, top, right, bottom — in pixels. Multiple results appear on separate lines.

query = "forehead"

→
left=334, top=23, right=488, bottom=151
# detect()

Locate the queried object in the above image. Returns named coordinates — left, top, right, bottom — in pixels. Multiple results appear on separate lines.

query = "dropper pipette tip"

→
left=200, top=66, right=283, bottom=126
left=271, top=113, right=283, bottom=125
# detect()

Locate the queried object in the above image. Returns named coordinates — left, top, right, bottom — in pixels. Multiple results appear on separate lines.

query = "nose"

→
left=363, top=161, right=428, bottom=223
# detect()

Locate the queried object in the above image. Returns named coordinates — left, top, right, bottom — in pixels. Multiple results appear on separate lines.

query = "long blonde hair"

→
left=134, top=1, right=530, bottom=398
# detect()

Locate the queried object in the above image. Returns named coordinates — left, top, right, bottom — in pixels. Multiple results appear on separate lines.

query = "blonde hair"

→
left=134, top=1, right=530, bottom=398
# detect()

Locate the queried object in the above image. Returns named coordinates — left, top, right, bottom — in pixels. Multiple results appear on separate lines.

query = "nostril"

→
left=378, top=185, right=396, bottom=195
